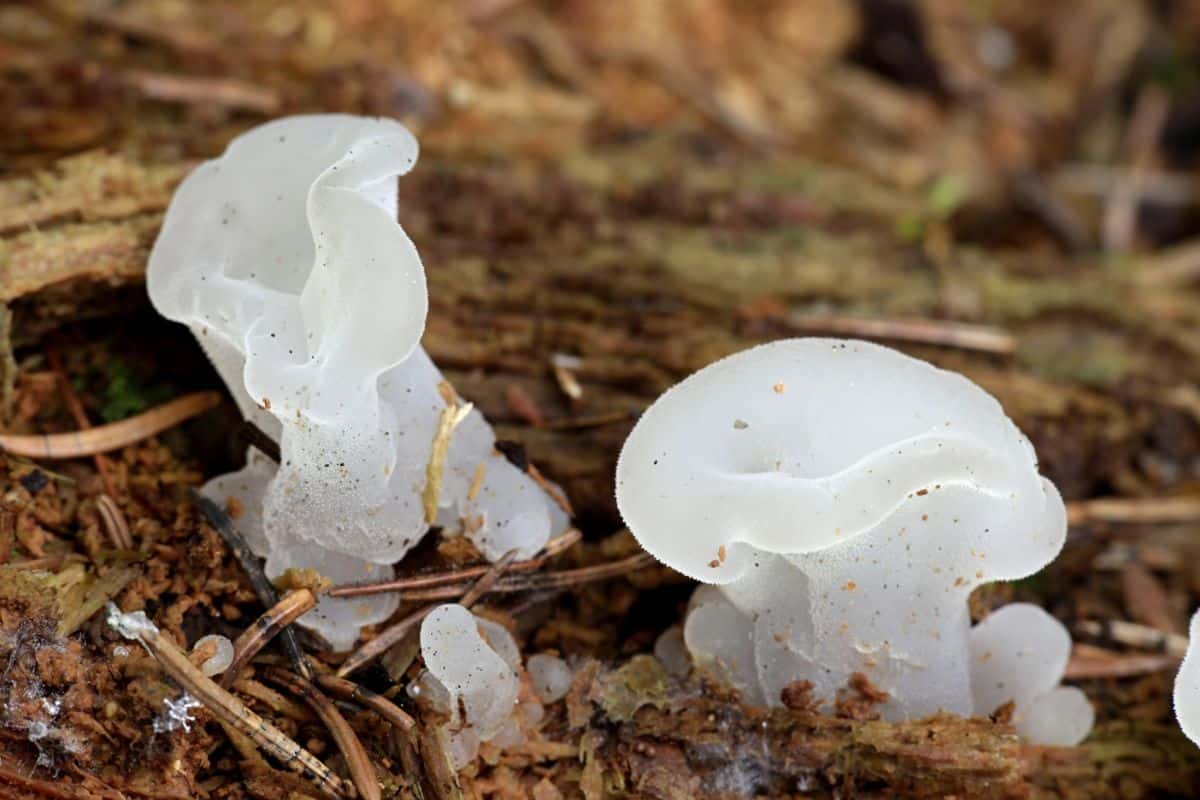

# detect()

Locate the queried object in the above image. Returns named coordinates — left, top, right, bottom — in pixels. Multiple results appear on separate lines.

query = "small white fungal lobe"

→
left=106, top=602, right=159, bottom=641
left=192, top=634, right=235, bottom=677
left=969, top=603, right=1093, bottom=745
left=420, top=604, right=519, bottom=742
left=1174, top=608, right=1200, bottom=746
left=617, top=339, right=1067, bottom=719
left=147, top=114, right=561, bottom=650
left=527, top=654, right=573, bottom=703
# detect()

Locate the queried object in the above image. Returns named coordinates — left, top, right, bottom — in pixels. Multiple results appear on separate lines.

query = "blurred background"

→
left=3, top=1, right=1200, bottom=795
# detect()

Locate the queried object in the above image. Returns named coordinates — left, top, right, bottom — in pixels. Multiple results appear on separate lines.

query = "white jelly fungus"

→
left=419, top=603, right=521, bottom=768
left=527, top=653, right=573, bottom=703
left=192, top=634, right=235, bottom=677
left=969, top=603, right=1092, bottom=745
left=1175, top=609, right=1200, bottom=747
left=147, top=115, right=563, bottom=650
left=616, top=338, right=1068, bottom=720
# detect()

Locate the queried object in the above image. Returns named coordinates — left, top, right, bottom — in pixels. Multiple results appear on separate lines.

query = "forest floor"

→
left=3, top=1, right=1200, bottom=798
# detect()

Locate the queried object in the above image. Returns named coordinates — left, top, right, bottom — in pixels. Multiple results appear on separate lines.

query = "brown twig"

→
left=783, top=314, right=1017, bottom=356
left=328, top=528, right=581, bottom=599
left=238, top=421, right=281, bottom=463
left=1065, top=644, right=1179, bottom=680
left=336, top=604, right=436, bottom=680
left=120, top=70, right=281, bottom=114
left=114, top=616, right=348, bottom=799
left=1134, top=238, right=1200, bottom=287
left=1103, top=85, right=1170, bottom=253
left=0, top=392, right=221, bottom=459
left=95, top=494, right=133, bottom=550
left=0, top=759, right=90, bottom=800
left=221, top=589, right=317, bottom=688
left=46, top=349, right=116, bottom=497
left=351, top=551, right=657, bottom=604
left=192, top=492, right=312, bottom=679
left=1075, top=619, right=1189, bottom=658
left=315, top=674, right=416, bottom=733
left=264, top=668, right=381, bottom=800
left=336, top=551, right=521, bottom=678
left=339, top=550, right=654, bottom=675
left=1066, top=496, right=1200, bottom=527
left=528, top=464, right=574, bottom=517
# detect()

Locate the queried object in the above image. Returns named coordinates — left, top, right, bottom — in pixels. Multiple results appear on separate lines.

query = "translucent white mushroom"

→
left=653, top=625, right=691, bottom=678
left=1174, top=609, right=1200, bottom=746
left=527, top=654, right=573, bottom=703
left=192, top=634, right=235, bottom=677
left=969, top=603, right=1093, bottom=745
left=616, top=339, right=1067, bottom=719
left=147, top=115, right=562, bottom=649
left=420, top=603, right=521, bottom=768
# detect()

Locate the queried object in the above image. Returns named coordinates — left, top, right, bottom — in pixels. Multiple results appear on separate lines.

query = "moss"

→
left=599, top=655, right=668, bottom=722
left=99, top=359, right=172, bottom=422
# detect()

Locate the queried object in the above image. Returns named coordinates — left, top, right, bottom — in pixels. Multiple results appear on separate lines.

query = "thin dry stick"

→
left=1135, top=238, right=1200, bottom=287
left=118, top=621, right=348, bottom=799
left=0, top=759, right=87, bottom=800
left=121, top=70, right=281, bottom=114
left=0, top=392, right=221, bottom=459
left=238, top=421, right=281, bottom=463
left=1103, top=85, right=1171, bottom=253
left=1066, top=496, right=1200, bottom=527
left=221, top=589, right=317, bottom=688
left=336, top=551, right=520, bottom=679
left=1065, top=645, right=1179, bottom=680
left=46, top=349, right=116, bottom=497
left=783, top=314, right=1017, bottom=356
left=528, top=463, right=573, bottom=517
left=264, top=668, right=381, bottom=800
left=95, top=494, right=133, bottom=550
left=328, top=529, right=582, bottom=599
left=315, top=674, right=416, bottom=733
left=336, top=604, right=436, bottom=680
left=192, top=492, right=312, bottom=679
left=347, top=551, right=657, bottom=604
left=1076, top=619, right=1189, bottom=658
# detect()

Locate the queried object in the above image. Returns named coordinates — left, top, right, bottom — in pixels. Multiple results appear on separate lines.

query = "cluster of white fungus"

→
left=147, top=115, right=564, bottom=650
left=418, top=604, right=532, bottom=768
left=969, top=604, right=1093, bottom=745
left=617, top=339, right=1087, bottom=736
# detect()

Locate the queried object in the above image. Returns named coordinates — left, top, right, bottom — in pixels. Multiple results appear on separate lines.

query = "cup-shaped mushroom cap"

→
left=1175, top=609, right=1200, bottom=747
left=616, top=338, right=1064, bottom=584
left=148, top=113, right=425, bottom=409
left=970, top=603, right=1093, bottom=746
